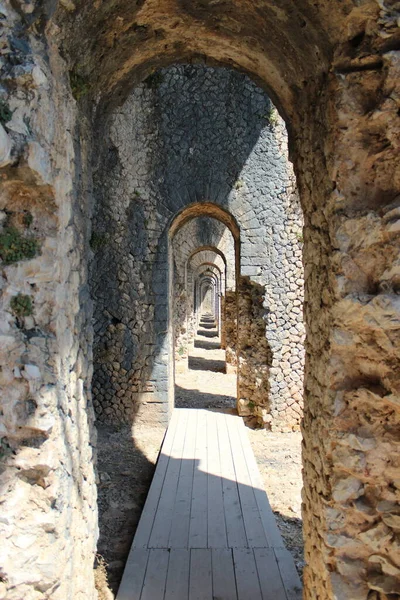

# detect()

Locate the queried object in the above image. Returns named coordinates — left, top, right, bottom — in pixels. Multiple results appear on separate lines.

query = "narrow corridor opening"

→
left=169, top=209, right=239, bottom=413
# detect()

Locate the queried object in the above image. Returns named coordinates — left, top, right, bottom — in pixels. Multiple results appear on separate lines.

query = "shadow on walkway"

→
left=189, top=355, right=226, bottom=372
left=175, top=384, right=236, bottom=410
left=194, top=339, right=221, bottom=350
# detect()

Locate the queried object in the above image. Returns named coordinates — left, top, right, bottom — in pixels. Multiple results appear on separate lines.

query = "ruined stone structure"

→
left=171, top=216, right=235, bottom=371
left=0, top=1, right=400, bottom=599
left=90, top=65, right=304, bottom=428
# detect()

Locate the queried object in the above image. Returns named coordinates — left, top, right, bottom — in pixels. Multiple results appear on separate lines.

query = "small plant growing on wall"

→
left=248, top=400, right=255, bottom=413
left=0, top=99, right=13, bottom=125
left=22, top=211, right=33, bottom=228
left=90, top=231, right=108, bottom=251
left=69, top=70, right=90, bottom=100
left=178, top=346, right=185, bottom=356
left=10, top=293, right=33, bottom=317
left=266, top=106, right=279, bottom=127
left=0, top=226, right=39, bottom=264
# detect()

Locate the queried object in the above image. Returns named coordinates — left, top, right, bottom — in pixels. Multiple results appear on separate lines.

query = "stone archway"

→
left=0, top=3, right=399, bottom=599
left=188, top=249, right=229, bottom=359
left=168, top=204, right=240, bottom=415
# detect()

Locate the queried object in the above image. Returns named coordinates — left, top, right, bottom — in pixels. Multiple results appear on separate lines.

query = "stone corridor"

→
left=1, top=2, right=400, bottom=598
left=95, top=323, right=303, bottom=596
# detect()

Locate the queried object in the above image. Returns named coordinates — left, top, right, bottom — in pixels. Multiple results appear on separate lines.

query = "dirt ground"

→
left=96, top=332, right=304, bottom=596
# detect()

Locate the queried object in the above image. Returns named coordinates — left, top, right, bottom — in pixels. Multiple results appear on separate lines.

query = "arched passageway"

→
left=87, top=67, right=305, bottom=591
left=170, top=215, right=239, bottom=414
left=1, top=3, right=399, bottom=599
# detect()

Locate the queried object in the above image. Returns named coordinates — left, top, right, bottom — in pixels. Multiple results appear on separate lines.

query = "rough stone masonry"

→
left=90, top=65, right=304, bottom=430
left=0, top=1, right=399, bottom=599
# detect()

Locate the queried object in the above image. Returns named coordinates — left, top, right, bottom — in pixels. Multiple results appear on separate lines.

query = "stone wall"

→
left=237, top=277, right=273, bottom=425
left=300, top=32, right=400, bottom=599
left=225, top=291, right=238, bottom=369
left=0, top=4, right=97, bottom=599
left=55, top=1, right=400, bottom=594
left=90, top=64, right=304, bottom=429
left=0, top=3, right=399, bottom=600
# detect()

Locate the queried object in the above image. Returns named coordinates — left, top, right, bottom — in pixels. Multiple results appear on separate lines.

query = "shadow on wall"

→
left=149, top=66, right=273, bottom=217
left=90, top=64, right=274, bottom=425
left=90, top=64, right=288, bottom=593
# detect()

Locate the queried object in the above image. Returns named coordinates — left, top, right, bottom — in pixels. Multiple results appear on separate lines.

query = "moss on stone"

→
left=0, top=226, right=39, bottom=264
left=69, top=70, right=90, bottom=100
left=10, top=293, right=33, bottom=317
left=90, top=231, right=108, bottom=251
left=22, top=211, right=33, bottom=228
left=0, top=99, right=13, bottom=125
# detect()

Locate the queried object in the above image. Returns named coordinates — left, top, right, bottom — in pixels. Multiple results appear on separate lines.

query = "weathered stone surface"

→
left=90, top=65, right=304, bottom=429
left=0, top=1, right=399, bottom=599
left=0, top=124, right=12, bottom=168
left=0, top=3, right=97, bottom=599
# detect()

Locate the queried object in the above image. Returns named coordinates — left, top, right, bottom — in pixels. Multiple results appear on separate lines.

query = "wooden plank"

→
left=141, top=549, right=169, bottom=600
left=233, top=548, right=263, bottom=600
left=133, top=410, right=181, bottom=548
left=225, top=414, right=269, bottom=548
left=116, top=548, right=149, bottom=600
left=274, top=548, right=302, bottom=600
left=207, top=411, right=228, bottom=548
left=212, top=548, right=238, bottom=600
left=189, top=410, right=208, bottom=548
left=164, top=549, right=190, bottom=600
left=234, top=417, right=284, bottom=548
left=253, top=548, right=287, bottom=600
left=149, top=409, right=189, bottom=548
left=119, top=409, right=297, bottom=600
left=189, top=549, right=213, bottom=600
left=169, top=410, right=197, bottom=548
left=216, top=413, right=248, bottom=548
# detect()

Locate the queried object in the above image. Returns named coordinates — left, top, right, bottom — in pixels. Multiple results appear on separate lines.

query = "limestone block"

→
left=237, top=398, right=252, bottom=416
left=332, top=476, right=364, bottom=503
left=0, top=123, right=12, bottom=167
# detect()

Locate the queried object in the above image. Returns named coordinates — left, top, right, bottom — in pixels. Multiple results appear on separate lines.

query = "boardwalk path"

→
left=117, top=408, right=302, bottom=600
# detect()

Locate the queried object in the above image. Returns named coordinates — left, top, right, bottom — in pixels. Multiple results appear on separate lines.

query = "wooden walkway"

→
left=117, top=409, right=302, bottom=600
